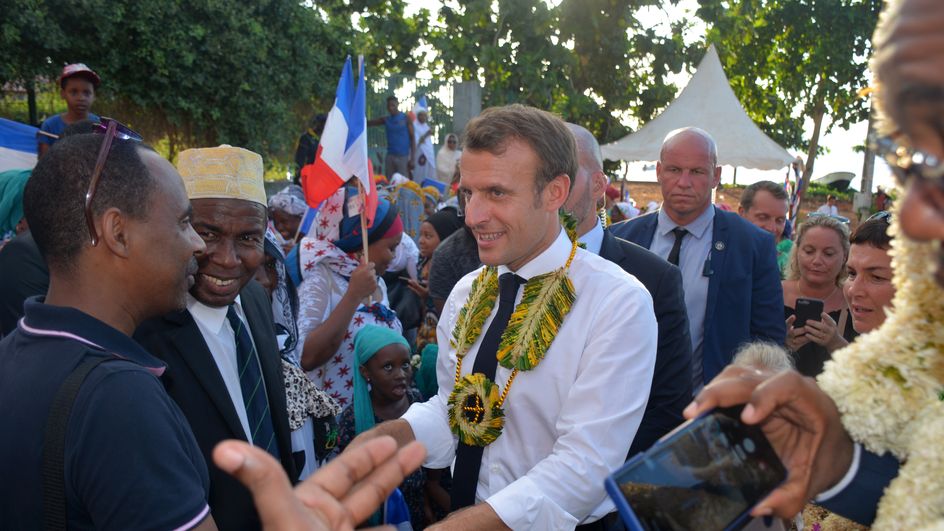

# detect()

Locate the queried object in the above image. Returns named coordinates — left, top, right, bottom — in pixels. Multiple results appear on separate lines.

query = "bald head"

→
left=567, top=123, right=604, bottom=171
left=661, top=127, right=718, bottom=169
left=656, top=126, right=722, bottom=225
left=564, top=123, right=609, bottom=236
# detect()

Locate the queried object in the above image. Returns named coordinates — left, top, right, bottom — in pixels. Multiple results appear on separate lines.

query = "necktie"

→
left=226, top=305, right=280, bottom=459
left=451, top=272, right=526, bottom=510
left=667, top=227, right=689, bottom=267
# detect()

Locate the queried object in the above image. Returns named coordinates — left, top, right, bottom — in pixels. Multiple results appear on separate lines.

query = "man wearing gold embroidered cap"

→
left=135, top=145, right=298, bottom=530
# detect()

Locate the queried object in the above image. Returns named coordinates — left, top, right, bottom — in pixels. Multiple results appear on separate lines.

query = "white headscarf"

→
left=436, top=133, right=461, bottom=182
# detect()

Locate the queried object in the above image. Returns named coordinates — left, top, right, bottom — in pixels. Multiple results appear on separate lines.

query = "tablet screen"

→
left=613, top=407, right=786, bottom=531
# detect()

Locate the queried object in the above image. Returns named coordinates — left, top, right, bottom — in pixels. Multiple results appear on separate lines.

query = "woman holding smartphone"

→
left=782, top=215, right=856, bottom=376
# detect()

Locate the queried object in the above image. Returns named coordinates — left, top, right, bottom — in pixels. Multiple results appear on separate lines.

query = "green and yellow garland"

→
left=447, top=214, right=579, bottom=446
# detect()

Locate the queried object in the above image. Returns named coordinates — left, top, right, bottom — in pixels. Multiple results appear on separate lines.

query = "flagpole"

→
left=355, top=54, right=372, bottom=304
left=356, top=178, right=373, bottom=305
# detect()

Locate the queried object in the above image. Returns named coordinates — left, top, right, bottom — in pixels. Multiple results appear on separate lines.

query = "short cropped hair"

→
left=463, top=104, right=577, bottom=195
left=386, top=96, right=398, bottom=104
left=661, top=127, right=718, bottom=168
left=785, top=215, right=851, bottom=286
left=740, top=180, right=788, bottom=211
left=850, top=217, right=893, bottom=250
left=732, top=342, right=795, bottom=373
left=23, top=134, right=155, bottom=270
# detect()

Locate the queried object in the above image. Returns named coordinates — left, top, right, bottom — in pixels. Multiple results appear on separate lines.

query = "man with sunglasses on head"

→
left=0, top=127, right=424, bottom=531
left=0, top=128, right=216, bottom=529
left=686, top=0, right=944, bottom=525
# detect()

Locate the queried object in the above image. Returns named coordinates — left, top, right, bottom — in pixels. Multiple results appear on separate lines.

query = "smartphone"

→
left=605, top=406, right=787, bottom=531
left=793, top=298, right=824, bottom=328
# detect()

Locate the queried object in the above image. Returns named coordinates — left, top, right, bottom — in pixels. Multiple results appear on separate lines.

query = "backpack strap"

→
left=42, top=354, right=116, bottom=531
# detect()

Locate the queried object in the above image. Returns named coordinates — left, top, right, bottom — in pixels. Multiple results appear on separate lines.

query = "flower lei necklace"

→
left=446, top=215, right=579, bottom=447
left=817, top=203, right=944, bottom=530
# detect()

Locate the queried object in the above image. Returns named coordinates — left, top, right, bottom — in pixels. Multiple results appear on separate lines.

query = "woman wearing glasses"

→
left=782, top=215, right=856, bottom=376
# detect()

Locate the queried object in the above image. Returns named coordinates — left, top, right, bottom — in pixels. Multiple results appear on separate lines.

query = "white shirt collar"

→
left=578, top=219, right=605, bottom=256
left=497, top=226, right=571, bottom=281
left=656, top=205, right=715, bottom=240
left=187, top=293, right=243, bottom=334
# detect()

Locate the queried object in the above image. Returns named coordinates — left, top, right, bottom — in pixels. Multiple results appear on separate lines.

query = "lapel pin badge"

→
left=714, top=241, right=725, bottom=251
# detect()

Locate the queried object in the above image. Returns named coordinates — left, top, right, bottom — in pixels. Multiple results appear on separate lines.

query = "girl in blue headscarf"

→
left=336, top=325, right=431, bottom=529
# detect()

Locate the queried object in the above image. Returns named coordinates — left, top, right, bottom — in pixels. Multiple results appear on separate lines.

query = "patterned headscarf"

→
left=352, top=325, right=411, bottom=436
left=263, top=228, right=299, bottom=364
left=268, top=184, right=308, bottom=217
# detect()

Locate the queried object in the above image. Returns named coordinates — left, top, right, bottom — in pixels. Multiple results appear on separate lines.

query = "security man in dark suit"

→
left=135, top=145, right=296, bottom=530
left=564, top=123, right=693, bottom=457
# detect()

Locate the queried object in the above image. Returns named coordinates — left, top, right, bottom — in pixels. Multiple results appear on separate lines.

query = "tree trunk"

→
left=801, top=79, right=827, bottom=188
left=860, top=108, right=876, bottom=194
left=26, top=80, right=37, bottom=126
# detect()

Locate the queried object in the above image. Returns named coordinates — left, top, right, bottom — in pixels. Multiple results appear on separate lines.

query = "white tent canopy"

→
left=601, top=45, right=796, bottom=170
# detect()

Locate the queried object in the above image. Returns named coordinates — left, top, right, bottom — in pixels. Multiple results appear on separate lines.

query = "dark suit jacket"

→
left=599, top=229, right=693, bottom=457
left=0, top=231, right=49, bottom=336
left=134, top=281, right=296, bottom=531
left=821, top=448, right=900, bottom=525
left=611, top=207, right=785, bottom=383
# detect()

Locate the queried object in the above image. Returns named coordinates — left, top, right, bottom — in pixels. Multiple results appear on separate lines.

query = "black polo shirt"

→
left=0, top=298, right=211, bottom=530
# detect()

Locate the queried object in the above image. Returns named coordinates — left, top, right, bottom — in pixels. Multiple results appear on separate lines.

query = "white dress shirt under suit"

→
left=187, top=294, right=261, bottom=442
left=650, top=206, right=713, bottom=389
left=403, top=228, right=658, bottom=529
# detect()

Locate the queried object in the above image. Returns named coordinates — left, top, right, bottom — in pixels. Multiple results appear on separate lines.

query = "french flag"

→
left=301, top=57, right=378, bottom=224
left=0, top=118, right=39, bottom=172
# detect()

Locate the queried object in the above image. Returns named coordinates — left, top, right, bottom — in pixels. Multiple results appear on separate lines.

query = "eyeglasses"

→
left=867, top=210, right=892, bottom=223
left=869, top=133, right=944, bottom=188
left=85, top=117, right=143, bottom=246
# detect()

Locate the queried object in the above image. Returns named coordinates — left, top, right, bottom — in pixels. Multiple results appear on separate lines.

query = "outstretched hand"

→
left=214, top=436, right=426, bottom=530
left=684, top=366, right=855, bottom=518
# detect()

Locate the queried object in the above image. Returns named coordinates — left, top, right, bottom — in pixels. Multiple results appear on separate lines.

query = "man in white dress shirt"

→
left=351, top=104, right=657, bottom=530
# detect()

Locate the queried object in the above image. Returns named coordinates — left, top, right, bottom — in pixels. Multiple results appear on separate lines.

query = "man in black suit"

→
left=135, top=145, right=296, bottom=531
left=564, top=123, right=693, bottom=456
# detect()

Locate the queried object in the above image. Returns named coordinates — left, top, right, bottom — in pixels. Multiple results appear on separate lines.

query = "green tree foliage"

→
left=0, top=0, right=362, bottom=160
left=427, top=0, right=697, bottom=143
left=319, top=0, right=431, bottom=77
left=697, top=0, right=882, bottom=182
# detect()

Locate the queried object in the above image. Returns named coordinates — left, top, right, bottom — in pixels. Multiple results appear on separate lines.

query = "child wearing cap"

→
left=37, top=63, right=101, bottom=157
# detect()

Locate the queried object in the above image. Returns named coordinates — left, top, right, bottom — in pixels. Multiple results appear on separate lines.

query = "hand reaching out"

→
left=214, top=436, right=426, bottom=530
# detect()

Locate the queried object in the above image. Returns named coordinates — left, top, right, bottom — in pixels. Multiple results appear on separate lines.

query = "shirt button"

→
left=490, top=465, right=500, bottom=473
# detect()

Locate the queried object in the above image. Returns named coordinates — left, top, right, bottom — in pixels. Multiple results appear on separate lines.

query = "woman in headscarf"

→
left=407, top=208, right=463, bottom=356
left=295, top=186, right=404, bottom=408
left=255, top=229, right=340, bottom=479
left=435, top=133, right=460, bottom=183
left=267, top=184, right=308, bottom=252
left=411, top=99, right=436, bottom=183
left=0, top=169, right=31, bottom=246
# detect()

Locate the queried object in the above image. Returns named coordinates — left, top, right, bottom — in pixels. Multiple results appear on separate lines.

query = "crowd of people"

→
left=0, top=0, right=941, bottom=528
